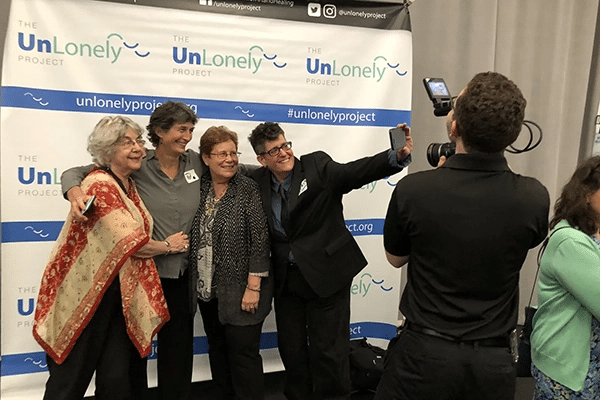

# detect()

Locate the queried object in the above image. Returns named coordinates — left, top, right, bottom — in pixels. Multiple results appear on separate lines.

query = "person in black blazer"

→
left=248, top=122, right=413, bottom=400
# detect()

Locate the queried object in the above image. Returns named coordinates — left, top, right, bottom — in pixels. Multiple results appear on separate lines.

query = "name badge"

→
left=184, top=169, right=199, bottom=183
left=299, top=179, right=308, bottom=196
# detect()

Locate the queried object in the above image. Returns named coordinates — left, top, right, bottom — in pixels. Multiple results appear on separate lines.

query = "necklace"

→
left=213, top=182, right=228, bottom=201
left=205, top=184, right=228, bottom=215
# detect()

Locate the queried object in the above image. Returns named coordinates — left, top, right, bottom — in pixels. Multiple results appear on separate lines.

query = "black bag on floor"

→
left=349, top=338, right=386, bottom=391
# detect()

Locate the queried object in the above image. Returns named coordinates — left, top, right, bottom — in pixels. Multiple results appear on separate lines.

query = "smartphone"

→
left=82, top=195, right=96, bottom=215
left=423, top=77, right=451, bottom=101
left=389, top=127, right=407, bottom=150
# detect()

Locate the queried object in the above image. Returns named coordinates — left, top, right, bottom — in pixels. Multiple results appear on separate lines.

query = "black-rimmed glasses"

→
left=261, top=141, right=292, bottom=157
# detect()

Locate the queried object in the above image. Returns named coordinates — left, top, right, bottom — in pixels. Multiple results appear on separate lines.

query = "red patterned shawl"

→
left=33, top=169, right=170, bottom=364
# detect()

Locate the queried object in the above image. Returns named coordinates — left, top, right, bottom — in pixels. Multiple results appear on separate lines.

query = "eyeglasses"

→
left=260, top=141, right=292, bottom=157
left=210, top=151, right=241, bottom=160
left=119, top=137, right=146, bottom=149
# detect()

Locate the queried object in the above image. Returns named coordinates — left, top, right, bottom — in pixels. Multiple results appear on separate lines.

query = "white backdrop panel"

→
left=1, top=0, right=411, bottom=397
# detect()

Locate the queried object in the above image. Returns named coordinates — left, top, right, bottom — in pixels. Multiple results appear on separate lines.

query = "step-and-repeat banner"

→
left=0, top=0, right=412, bottom=397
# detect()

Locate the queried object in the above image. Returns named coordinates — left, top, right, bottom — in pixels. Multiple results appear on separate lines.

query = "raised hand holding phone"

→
left=82, top=195, right=96, bottom=215
left=389, top=126, right=407, bottom=150
left=389, top=124, right=413, bottom=162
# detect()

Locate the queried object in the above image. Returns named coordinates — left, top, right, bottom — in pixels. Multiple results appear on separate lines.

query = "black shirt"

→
left=384, top=152, right=549, bottom=340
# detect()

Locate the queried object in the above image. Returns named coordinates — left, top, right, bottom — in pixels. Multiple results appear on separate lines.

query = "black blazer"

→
left=250, top=150, right=403, bottom=298
left=187, top=172, right=272, bottom=323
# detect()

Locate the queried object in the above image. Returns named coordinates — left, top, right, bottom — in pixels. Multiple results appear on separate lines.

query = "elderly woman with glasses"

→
left=188, top=125, right=271, bottom=400
left=61, top=102, right=203, bottom=399
left=33, top=116, right=188, bottom=400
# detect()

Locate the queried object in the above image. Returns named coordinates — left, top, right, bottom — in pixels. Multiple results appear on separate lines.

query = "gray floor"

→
left=86, top=369, right=535, bottom=399
left=185, top=372, right=535, bottom=400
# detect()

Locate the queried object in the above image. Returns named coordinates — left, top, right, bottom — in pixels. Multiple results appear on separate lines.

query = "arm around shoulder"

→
left=61, top=164, right=95, bottom=198
left=238, top=162, right=261, bottom=176
left=63, top=164, right=95, bottom=222
left=242, top=177, right=270, bottom=275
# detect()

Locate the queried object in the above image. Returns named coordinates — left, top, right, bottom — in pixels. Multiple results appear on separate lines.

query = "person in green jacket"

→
left=531, top=155, right=600, bottom=398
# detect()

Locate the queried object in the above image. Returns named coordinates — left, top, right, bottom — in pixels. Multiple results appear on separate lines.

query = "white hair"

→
left=87, top=116, right=143, bottom=166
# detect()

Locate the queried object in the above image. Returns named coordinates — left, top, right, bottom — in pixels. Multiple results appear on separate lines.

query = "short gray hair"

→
left=87, top=116, right=143, bottom=166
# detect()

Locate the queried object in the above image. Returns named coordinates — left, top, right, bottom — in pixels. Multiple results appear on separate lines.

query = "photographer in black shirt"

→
left=376, top=72, right=550, bottom=400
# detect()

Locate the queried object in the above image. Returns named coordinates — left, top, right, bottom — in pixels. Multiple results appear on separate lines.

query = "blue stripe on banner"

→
left=345, top=218, right=383, bottom=236
left=1, top=323, right=393, bottom=376
left=0, top=337, right=242, bottom=376
left=1, top=352, right=49, bottom=376
left=1, top=219, right=383, bottom=243
left=1, top=221, right=64, bottom=243
left=0, top=86, right=410, bottom=127
left=350, top=321, right=398, bottom=341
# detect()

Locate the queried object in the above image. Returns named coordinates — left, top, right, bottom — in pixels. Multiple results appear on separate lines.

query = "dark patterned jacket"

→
left=189, top=172, right=272, bottom=325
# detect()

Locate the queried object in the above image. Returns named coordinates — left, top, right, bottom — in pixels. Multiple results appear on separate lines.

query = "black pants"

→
left=43, top=279, right=147, bottom=400
left=157, top=272, right=195, bottom=400
left=274, top=266, right=351, bottom=400
left=374, top=329, right=516, bottom=400
left=198, top=298, right=265, bottom=400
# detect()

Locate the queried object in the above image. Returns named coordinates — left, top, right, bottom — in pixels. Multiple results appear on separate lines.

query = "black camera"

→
left=423, top=77, right=455, bottom=166
left=423, top=78, right=453, bottom=117
left=426, top=142, right=456, bottom=167
left=423, top=77, right=543, bottom=166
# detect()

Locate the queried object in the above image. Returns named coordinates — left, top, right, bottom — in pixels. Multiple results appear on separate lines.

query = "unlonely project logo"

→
left=172, top=44, right=287, bottom=74
left=17, top=32, right=150, bottom=63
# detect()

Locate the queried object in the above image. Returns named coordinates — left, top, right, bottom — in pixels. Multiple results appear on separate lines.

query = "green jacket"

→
left=531, top=220, right=600, bottom=391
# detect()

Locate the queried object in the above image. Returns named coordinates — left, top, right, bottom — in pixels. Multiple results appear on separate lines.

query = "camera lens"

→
left=426, top=142, right=456, bottom=167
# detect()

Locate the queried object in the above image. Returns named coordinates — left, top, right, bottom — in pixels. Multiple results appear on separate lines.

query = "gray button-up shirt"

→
left=136, top=149, right=204, bottom=278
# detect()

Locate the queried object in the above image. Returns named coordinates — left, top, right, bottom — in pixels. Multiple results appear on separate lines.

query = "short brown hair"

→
left=454, top=72, right=526, bottom=153
left=146, top=101, right=198, bottom=147
left=199, top=126, right=239, bottom=156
